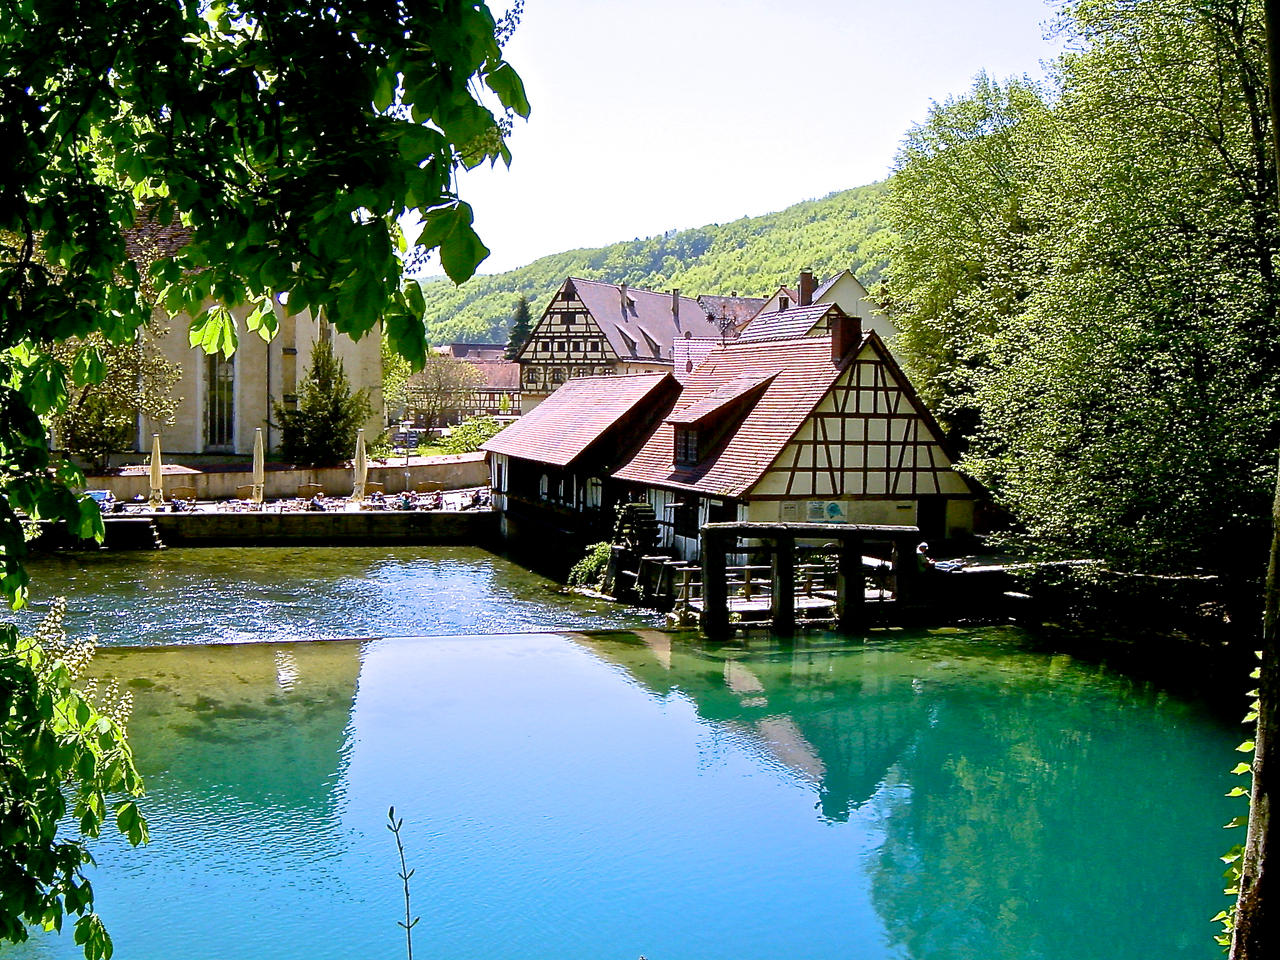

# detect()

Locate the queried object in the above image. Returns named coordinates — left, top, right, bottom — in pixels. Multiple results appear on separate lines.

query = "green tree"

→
left=442, top=414, right=504, bottom=453
left=504, top=294, right=533, bottom=359
left=2, top=0, right=527, bottom=597
left=50, top=327, right=182, bottom=474
left=1233, top=3, right=1280, bottom=955
left=881, top=73, right=1049, bottom=442
left=1, top=4, right=527, bottom=954
left=276, top=337, right=373, bottom=466
left=404, top=353, right=484, bottom=428
left=0, top=599, right=148, bottom=960
left=887, top=0, right=1279, bottom=593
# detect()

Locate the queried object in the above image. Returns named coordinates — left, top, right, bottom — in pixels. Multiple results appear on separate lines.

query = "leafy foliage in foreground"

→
left=0, top=600, right=148, bottom=960
left=417, top=183, right=890, bottom=343
left=2, top=3, right=527, bottom=956
left=1, top=0, right=526, bottom=604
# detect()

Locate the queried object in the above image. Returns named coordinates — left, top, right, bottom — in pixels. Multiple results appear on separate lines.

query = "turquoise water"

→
left=2, top=625, right=1241, bottom=960
left=19, top=546, right=661, bottom=643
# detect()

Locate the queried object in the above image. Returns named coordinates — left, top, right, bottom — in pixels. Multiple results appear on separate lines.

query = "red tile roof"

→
left=615, top=336, right=861, bottom=497
left=483, top=373, right=673, bottom=467
left=738, top=303, right=840, bottom=341
left=665, top=374, right=775, bottom=426
left=564, top=278, right=723, bottom=363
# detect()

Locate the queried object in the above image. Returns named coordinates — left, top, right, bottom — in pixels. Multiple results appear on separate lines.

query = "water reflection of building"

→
left=573, top=631, right=930, bottom=821
left=575, top=631, right=1237, bottom=960
left=90, top=640, right=363, bottom=813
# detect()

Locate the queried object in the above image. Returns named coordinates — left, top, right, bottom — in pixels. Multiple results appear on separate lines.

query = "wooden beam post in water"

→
left=836, top=534, right=863, bottom=634
left=770, top=536, right=796, bottom=638
left=894, top=533, right=921, bottom=606
left=701, top=527, right=729, bottom=640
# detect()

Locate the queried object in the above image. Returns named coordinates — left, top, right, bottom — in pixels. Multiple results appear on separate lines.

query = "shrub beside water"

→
left=568, top=542, right=612, bottom=590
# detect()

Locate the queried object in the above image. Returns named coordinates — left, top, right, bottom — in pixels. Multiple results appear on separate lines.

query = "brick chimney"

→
left=671, top=288, right=680, bottom=324
left=798, top=268, right=816, bottom=307
left=778, top=294, right=789, bottom=312
left=619, top=282, right=629, bottom=312
left=831, top=310, right=862, bottom=361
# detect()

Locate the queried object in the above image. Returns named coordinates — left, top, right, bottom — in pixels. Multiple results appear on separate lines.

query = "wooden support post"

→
left=894, top=534, right=920, bottom=606
left=701, top=528, right=729, bottom=640
left=771, top=536, right=796, bottom=637
left=836, top=534, right=864, bottom=634
left=677, top=567, right=692, bottom=608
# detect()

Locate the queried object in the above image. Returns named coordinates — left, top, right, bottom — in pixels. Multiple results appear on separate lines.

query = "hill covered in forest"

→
left=417, top=181, right=890, bottom=345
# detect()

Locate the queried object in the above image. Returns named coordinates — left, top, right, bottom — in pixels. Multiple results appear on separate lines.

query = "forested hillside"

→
left=417, top=181, right=889, bottom=344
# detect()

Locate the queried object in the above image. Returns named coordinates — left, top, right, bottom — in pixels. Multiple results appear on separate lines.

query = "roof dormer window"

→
left=674, top=427, right=699, bottom=465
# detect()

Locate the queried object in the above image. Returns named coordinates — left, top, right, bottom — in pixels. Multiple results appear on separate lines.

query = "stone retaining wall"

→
left=82, top=452, right=490, bottom=501
left=149, top=509, right=498, bottom=547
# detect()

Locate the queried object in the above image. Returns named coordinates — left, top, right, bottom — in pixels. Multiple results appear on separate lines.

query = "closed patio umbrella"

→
left=253, top=427, right=268, bottom=504
left=351, top=428, right=367, bottom=502
left=251, top=427, right=265, bottom=504
left=148, top=433, right=163, bottom=508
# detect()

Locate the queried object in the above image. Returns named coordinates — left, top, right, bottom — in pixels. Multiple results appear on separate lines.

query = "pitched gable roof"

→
left=615, top=336, right=860, bottom=497
left=738, top=303, right=841, bottom=342
left=567, top=278, right=721, bottom=363
left=812, top=271, right=844, bottom=301
left=483, top=373, right=673, bottom=467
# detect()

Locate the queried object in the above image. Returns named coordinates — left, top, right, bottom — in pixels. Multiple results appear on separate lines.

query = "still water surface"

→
left=3, top=548, right=1242, bottom=960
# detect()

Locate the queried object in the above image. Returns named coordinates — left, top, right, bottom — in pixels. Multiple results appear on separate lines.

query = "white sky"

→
left=441, top=0, right=1062, bottom=274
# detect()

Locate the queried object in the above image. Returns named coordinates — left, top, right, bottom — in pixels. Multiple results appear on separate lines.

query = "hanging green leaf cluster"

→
left=0, top=0, right=528, bottom=603
left=883, top=0, right=1278, bottom=601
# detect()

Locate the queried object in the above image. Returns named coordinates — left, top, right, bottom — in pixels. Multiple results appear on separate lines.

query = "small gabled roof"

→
left=665, top=374, right=775, bottom=426
left=482, top=373, right=672, bottom=467
left=566, top=278, right=722, bottom=363
left=738, top=303, right=841, bottom=342
left=616, top=336, right=862, bottom=497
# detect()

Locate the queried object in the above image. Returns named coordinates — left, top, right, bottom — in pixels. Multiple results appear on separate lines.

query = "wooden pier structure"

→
left=697, top=521, right=923, bottom=640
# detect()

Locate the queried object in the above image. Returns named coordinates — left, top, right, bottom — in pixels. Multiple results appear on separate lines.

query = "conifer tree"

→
left=276, top=337, right=372, bottom=467
left=505, top=294, right=534, bottom=359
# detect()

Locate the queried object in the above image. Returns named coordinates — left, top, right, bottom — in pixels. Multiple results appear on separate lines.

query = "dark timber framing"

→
left=699, top=521, right=922, bottom=639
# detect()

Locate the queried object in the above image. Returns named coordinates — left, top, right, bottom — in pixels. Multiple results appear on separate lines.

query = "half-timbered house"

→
left=751, top=267, right=897, bottom=345
left=484, top=373, right=680, bottom=546
left=485, top=306, right=977, bottom=560
left=516, top=278, right=724, bottom=412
